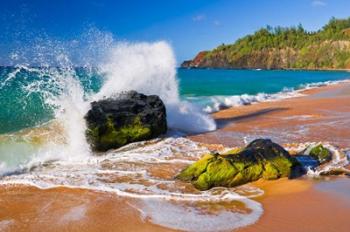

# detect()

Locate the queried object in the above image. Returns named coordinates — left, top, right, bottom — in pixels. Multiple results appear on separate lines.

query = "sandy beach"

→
left=1, top=81, right=350, bottom=232
left=190, top=81, right=350, bottom=148
left=191, top=81, right=350, bottom=232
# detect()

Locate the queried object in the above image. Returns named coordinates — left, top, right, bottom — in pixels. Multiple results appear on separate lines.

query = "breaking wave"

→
left=0, top=31, right=216, bottom=173
left=193, top=80, right=349, bottom=113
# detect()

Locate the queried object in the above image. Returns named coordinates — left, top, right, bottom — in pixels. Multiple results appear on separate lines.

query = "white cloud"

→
left=192, top=14, right=206, bottom=22
left=312, top=0, right=327, bottom=7
left=213, top=20, right=221, bottom=26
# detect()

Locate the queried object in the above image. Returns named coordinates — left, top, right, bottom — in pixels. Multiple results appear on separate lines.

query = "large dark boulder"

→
left=85, top=91, right=167, bottom=152
left=177, top=139, right=302, bottom=190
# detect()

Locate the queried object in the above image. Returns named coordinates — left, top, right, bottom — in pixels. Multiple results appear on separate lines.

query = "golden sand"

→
left=238, top=178, right=350, bottom=232
left=0, top=185, right=176, bottom=232
left=1, top=82, right=350, bottom=231
left=189, top=81, right=350, bottom=148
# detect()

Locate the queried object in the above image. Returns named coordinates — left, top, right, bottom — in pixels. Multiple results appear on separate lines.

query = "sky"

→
left=1, top=0, right=350, bottom=65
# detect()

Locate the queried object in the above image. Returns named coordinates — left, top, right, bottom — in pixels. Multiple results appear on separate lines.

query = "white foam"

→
left=286, top=142, right=350, bottom=176
left=95, top=41, right=216, bottom=133
left=140, top=197, right=262, bottom=232
left=202, top=90, right=303, bottom=113
left=0, top=219, right=15, bottom=230
left=200, top=79, right=350, bottom=113
left=60, top=205, right=87, bottom=223
left=0, top=137, right=264, bottom=232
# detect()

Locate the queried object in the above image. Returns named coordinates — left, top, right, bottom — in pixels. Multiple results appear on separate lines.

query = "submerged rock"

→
left=85, top=91, right=167, bottom=152
left=177, top=139, right=301, bottom=190
left=307, top=144, right=332, bottom=164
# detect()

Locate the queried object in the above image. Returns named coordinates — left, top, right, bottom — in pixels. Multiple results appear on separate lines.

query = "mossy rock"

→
left=85, top=91, right=167, bottom=152
left=308, top=144, right=332, bottom=164
left=177, top=139, right=301, bottom=190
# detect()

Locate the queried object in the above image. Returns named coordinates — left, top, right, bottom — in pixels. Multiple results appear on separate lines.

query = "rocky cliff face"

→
left=181, top=40, right=350, bottom=70
left=182, top=17, right=350, bottom=70
left=182, top=51, right=209, bottom=68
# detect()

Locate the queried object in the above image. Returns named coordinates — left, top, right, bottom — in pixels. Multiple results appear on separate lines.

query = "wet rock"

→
left=307, top=144, right=332, bottom=164
left=85, top=91, right=167, bottom=152
left=319, top=167, right=350, bottom=176
left=177, top=139, right=301, bottom=190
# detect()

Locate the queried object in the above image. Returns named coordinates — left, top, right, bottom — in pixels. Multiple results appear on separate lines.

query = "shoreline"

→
left=201, top=78, right=350, bottom=114
left=190, top=80, right=350, bottom=231
left=1, top=81, right=350, bottom=231
left=178, top=66, right=350, bottom=72
left=189, top=80, right=350, bottom=149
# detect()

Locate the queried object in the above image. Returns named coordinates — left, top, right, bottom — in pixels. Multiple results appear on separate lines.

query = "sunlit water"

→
left=0, top=30, right=350, bottom=231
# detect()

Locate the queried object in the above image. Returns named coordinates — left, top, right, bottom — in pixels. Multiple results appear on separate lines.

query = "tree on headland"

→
left=182, top=17, right=350, bottom=69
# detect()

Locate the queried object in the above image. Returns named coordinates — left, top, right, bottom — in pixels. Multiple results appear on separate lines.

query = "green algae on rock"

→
left=85, top=91, right=167, bottom=152
left=177, top=139, right=301, bottom=190
left=308, top=144, right=332, bottom=164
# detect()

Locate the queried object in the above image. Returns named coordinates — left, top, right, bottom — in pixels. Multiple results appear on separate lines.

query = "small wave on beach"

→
left=190, top=80, right=349, bottom=113
left=0, top=137, right=264, bottom=232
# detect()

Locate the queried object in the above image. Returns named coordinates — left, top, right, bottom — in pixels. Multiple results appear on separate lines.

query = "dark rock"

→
left=85, top=91, right=167, bottom=152
left=177, top=139, right=302, bottom=190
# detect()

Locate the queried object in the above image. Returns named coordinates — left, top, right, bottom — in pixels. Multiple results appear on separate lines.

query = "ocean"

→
left=178, top=68, right=350, bottom=112
left=0, top=41, right=349, bottom=231
left=1, top=66, right=349, bottom=134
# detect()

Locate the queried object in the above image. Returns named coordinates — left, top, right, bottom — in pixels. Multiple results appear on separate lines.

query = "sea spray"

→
left=97, top=41, right=216, bottom=133
left=0, top=30, right=217, bottom=176
left=0, top=66, right=92, bottom=172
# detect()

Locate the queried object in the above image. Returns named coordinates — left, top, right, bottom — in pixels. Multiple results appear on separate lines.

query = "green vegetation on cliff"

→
left=182, top=17, right=350, bottom=69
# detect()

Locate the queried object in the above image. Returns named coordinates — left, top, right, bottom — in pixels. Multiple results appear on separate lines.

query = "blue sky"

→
left=1, top=0, right=350, bottom=65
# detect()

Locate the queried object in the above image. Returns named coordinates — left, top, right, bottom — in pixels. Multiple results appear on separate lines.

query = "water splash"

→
left=96, top=41, right=216, bottom=133
left=287, top=142, right=350, bottom=176
left=0, top=30, right=216, bottom=174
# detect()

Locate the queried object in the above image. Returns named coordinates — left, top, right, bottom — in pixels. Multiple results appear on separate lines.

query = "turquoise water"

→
left=178, top=69, right=350, bottom=96
left=0, top=66, right=349, bottom=134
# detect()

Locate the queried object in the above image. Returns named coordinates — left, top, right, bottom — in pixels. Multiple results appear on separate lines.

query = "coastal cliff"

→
left=182, top=17, right=350, bottom=70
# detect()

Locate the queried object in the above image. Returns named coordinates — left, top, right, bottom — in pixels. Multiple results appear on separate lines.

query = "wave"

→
left=1, top=28, right=349, bottom=231
left=0, top=137, right=264, bottom=232
left=96, top=41, right=216, bottom=133
left=1, top=135, right=348, bottom=231
left=0, top=32, right=216, bottom=173
left=192, top=79, right=349, bottom=113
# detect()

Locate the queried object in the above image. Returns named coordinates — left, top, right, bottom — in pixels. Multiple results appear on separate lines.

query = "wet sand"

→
left=238, top=178, right=350, bottom=232
left=1, top=178, right=349, bottom=232
left=190, top=81, right=350, bottom=148
left=190, top=81, right=350, bottom=232
left=1, top=82, right=350, bottom=231
left=0, top=185, right=176, bottom=232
